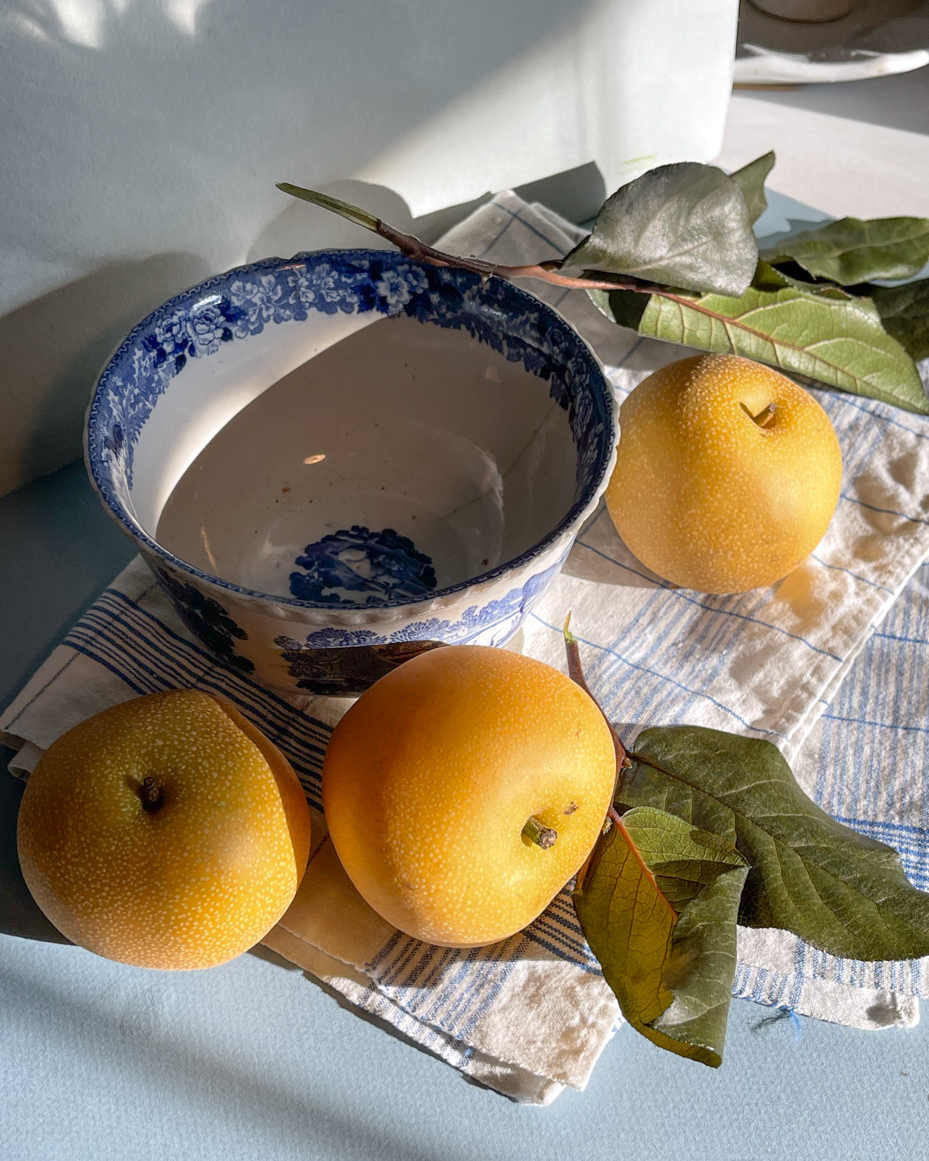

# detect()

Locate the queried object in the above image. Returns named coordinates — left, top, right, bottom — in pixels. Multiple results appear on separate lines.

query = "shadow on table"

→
left=302, top=969, right=517, bottom=1101
left=247, top=944, right=303, bottom=971
left=4, top=963, right=453, bottom=1161
left=0, top=760, right=70, bottom=944
left=1, top=762, right=514, bottom=1109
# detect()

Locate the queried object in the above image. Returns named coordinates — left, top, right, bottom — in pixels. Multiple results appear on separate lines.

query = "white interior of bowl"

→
left=127, top=301, right=373, bottom=534
left=147, top=312, right=578, bottom=600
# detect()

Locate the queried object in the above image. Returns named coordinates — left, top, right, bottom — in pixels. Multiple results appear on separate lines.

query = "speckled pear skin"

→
left=606, top=354, right=843, bottom=594
left=16, top=690, right=312, bottom=970
left=322, top=645, right=617, bottom=948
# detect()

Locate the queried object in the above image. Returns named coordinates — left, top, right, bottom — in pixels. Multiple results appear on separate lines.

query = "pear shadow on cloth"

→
left=563, top=504, right=665, bottom=591
left=0, top=253, right=211, bottom=498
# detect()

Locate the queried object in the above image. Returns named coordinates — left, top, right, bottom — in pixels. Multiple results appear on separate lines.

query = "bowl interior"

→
left=87, top=251, right=612, bottom=608
left=155, top=313, right=578, bottom=600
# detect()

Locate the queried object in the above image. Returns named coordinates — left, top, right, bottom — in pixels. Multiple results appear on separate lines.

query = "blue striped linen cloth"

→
left=5, top=193, right=929, bottom=1103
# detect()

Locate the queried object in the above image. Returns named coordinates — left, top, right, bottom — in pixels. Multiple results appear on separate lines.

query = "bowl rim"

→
left=85, top=248, right=616, bottom=612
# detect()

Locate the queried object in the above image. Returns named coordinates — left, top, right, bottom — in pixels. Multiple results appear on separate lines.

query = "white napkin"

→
left=6, top=193, right=929, bottom=1102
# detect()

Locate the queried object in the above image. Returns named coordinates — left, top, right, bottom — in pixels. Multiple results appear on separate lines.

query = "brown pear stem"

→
left=139, top=776, right=164, bottom=813
left=745, top=402, right=777, bottom=428
left=522, top=816, right=557, bottom=849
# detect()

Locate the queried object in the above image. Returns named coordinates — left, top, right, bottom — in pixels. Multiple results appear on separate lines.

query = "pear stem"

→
left=139, top=776, right=164, bottom=813
left=522, top=816, right=557, bottom=849
left=744, top=402, right=777, bottom=428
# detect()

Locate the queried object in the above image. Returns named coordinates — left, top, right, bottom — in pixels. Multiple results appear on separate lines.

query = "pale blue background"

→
left=2, top=463, right=928, bottom=1161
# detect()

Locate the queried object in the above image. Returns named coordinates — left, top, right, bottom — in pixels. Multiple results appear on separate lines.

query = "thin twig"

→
left=375, top=219, right=652, bottom=293
left=277, top=182, right=656, bottom=296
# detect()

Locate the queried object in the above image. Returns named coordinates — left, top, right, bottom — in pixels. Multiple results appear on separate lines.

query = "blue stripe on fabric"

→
left=63, top=643, right=152, bottom=697
left=102, top=588, right=333, bottom=735
left=592, top=613, right=741, bottom=738
left=530, top=612, right=785, bottom=738
left=4, top=651, right=80, bottom=730
left=523, top=929, right=602, bottom=975
left=476, top=212, right=517, bottom=260
left=66, top=610, right=332, bottom=766
left=68, top=614, right=204, bottom=692
left=809, top=553, right=894, bottom=594
left=831, top=816, right=929, bottom=839
left=383, top=943, right=449, bottom=992
left=367, top=930, right=404, bottom=975
left=544, top=891, right=587, bottom=936
left=841, top=494, right=929, bottom=526
left=64, top=609, right=331, bottom=801
left=439, top=951, right=509, bottom=1034
left=65, top=625, right=170, bottom=694
left=417, top=948, right=486, bottom=1025
left=827, top=394, right=929, bottom=442
left=389, top=946, right=460, bottom=1002
left=823, top=712, right=929, bottom=735
left=72, top=601, right=250, bottom=705
left=458, top=940, right=533, bottom=1041
left=615, top=336, right=645, bottom=370
left=75, top=594, right=334, bottom=753
left=372, top=928, right=589, bottom=1040
left=376, top=942, right=427, bottom=991
left=376, top=920, right=595, bottom=1040
left=875, top=629, right=929, bottom=647
left=527, top=916, right=597, bottom=966
left=484, top=201, right=568, bottom=254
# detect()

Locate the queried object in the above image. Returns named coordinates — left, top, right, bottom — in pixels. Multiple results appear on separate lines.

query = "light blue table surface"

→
left=2, top=463, right=929, bottom=1160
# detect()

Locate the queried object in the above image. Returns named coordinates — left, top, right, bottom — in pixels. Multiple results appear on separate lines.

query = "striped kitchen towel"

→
left=0, top=560, right=620, bottom=1106
left=5, top=193, right=929, bottom=1103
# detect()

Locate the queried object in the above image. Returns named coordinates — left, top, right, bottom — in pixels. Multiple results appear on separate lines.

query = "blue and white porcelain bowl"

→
left=85, top=249, right=616, bottom=694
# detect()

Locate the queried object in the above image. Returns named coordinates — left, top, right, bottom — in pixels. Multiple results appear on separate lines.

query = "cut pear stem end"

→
left=139, top=776, right=165, bottom=813
left=742, top=401, right=777, bottom=428
left=523, top=816, right=557, bottom=849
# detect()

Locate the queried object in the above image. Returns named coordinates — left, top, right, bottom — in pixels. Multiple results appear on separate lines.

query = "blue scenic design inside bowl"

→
left=85, top=249, right=616, bottom=694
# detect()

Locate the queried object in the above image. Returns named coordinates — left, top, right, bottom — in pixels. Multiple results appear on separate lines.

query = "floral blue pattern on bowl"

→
left=84, top=249, right=616, bottom=694
left=290, top=526, right=437, bottom=605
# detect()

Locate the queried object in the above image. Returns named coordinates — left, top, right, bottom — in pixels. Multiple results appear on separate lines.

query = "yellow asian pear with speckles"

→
left=322, top=645, right=617, bottom=947
left=17, top=690, right=312, bottom=970
left=606, top=353, right=843, bottom=594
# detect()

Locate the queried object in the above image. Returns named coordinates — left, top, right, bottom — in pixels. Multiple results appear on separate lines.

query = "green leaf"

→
left=617, top=725, right=929, bottom=961
left=563, top=162, right=757, bottom=297
left=870, top=279, right=929, bottom=363
left=574, top=813, right=676, bottom=1033
left=763, top=217, right=929, bottom=285
left=589, top=261, right=929, bottom=414
left=574, top=806, right=748, bottom=1067
left=729, top=151, right=776, bottom=226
